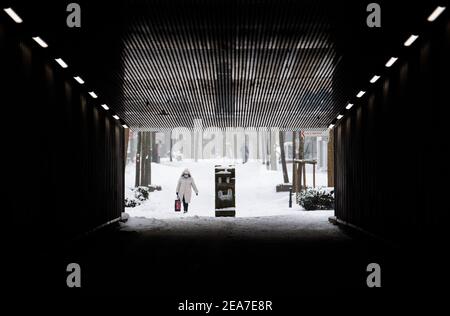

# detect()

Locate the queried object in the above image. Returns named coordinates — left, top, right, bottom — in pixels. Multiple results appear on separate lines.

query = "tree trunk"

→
left=292, top=131, right=296, bottom=191
left=124, top=128, right=130, bottom=164
left=299, top=131, right=304, bottom=160
left=298, top=131, right=305, bottom=190
left=141, top=132, right=147, bottom=186
left=256, top=129, right=260, bottom=160
left=139, top=132, right=152, bottom=187
left=144, top=132, right=152, bottom=185
left=279, top=131, right=289, bottom=183
left=266, top=131, right=270, bottom=169
left=148, top=132, right=152, bottom=184
left=135, top=132, right=142, bottom=187
left=151, top=132, right=158, bottom=163
left=243, top=134, right=249, bottom=164
left=270, top=129, right=277, bottom=170
left=169, top=131, right=173, bottom=162
left=327, top=131, right=334, bottom=187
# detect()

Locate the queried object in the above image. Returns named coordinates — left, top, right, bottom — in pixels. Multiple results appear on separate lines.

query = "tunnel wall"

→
left=334, top=19, right=450, bottom=242
left=1, top=21, right=125, bottom=242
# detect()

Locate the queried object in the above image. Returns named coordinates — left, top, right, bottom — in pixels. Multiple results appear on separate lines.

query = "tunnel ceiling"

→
left=4, top=0, right=444, bottom=130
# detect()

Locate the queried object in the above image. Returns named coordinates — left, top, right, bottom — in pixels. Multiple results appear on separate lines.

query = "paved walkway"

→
left=62, top=211, right=391, bottom=295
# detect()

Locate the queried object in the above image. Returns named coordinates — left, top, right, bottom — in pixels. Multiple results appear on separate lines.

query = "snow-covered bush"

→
left=125, top=186, right=151, bottom=208
left=125, top=197, right=141, bottom=208
left=135, top=186, right=151, bottom=201
left=298, top=187, right=334, bottom=210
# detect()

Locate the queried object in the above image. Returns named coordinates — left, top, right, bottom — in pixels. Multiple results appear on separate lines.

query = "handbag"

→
left=174, top=199, right=181, bottom=212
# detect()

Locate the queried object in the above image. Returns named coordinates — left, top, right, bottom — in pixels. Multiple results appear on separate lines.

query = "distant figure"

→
left=176, top=169, right=199, bottom=213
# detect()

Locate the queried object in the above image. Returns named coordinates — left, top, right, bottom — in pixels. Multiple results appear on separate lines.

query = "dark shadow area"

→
left=15, top=217, right=440, bottom=296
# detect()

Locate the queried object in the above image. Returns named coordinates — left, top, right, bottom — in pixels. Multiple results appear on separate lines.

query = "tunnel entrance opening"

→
left=123, top=129, right=335, bottom=237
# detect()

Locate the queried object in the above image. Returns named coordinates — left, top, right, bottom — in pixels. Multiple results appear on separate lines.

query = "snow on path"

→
left=125, top=159, right=329, bottom=219
left=121, top=211, right=347, bottom=241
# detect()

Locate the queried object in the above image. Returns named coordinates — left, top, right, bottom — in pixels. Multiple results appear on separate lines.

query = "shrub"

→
left=125, top=197, right=141, bottom=208
left=298, top=187, right=334, bottom=210
left=125, top=185, right=161, bottom=208
left=134, top=186, right=151, bottom=201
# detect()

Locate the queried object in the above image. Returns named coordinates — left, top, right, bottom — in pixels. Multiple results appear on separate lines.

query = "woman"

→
left=176, top=169, right=199, bottom=213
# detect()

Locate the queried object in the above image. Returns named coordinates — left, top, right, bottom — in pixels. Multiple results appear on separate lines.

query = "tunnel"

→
left=2, top=0, right=449, bottom=307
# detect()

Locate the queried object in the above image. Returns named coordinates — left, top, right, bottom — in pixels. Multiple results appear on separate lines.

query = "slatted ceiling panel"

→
left=9, top=0, right=438, bottom=131
left=112, top=0, right=343, bottom=130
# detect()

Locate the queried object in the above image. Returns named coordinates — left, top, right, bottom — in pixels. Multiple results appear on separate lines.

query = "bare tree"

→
left=135, top=132, right=142, bottom=187
left=169, top=133, right=173, bottom=162
left=279, top=131, right=289, bottom=183
left=135, top=131, right=152, bottom=187
left=292, top=131, right=296, bottom=190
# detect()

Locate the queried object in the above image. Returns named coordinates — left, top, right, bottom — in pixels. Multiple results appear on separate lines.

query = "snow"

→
left=121, top=211, right=344, bottom=240
left=123, top=159, right=338, bottom=238
left=125, top=158, right=329, bottom=219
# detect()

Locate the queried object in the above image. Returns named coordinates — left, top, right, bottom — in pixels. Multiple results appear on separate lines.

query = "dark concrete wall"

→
left=1, top=20, right=125, bottom=242
left=334, top=19, right=450, bottom=242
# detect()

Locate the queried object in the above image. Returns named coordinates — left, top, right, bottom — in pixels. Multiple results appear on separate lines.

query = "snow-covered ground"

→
left=121, top=211, right=345, bottom=241
left=123, top=159, right=338, bottom=237
left=125, top=159, right=329, bottom=219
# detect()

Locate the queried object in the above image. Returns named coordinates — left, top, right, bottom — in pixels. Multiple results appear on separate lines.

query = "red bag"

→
left=175, top=199, right=181, bottom=212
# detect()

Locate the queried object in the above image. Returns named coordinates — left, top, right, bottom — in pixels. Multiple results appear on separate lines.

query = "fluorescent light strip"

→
left=73, top=76, right=84, bottom=84
left=32, top=36, right=48, bottom=48
left=55, top=58, right=68, bottom=68
left=427, top=6, right=446, bottom=22
left=328, top=124, right=334, bottom=129
left=346, top=103, right=354, bottom=110
left=337, top=115, right=344, bottom=120
left=112, top=115, right=120, bottom=120
left=356, top=91, right=366, bottom=98
left=88, top=91, right=98, bottom=98
left=3, top=8, right=23, bottom=23
left=385, top=57, right=398, bottom=68
left=404, top=35, right=419, bottom=47
left=122, top=124, right=128, bottom=129
left=101, top=104, right=109, bottom=110
left=370, top=75, right=380, bottom=83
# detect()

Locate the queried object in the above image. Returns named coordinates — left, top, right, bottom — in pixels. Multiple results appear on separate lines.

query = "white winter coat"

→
left=176, top=169, right=198, bottom=203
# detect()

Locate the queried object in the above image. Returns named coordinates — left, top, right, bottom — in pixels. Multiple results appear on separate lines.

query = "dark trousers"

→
left=182, top=197, right=189, bottom=212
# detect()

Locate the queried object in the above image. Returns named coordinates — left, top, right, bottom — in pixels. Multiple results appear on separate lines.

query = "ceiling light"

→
left=122, top=124, right=128, bottom=129
left=32, top=36, right=48, bottom=48
left=88, top=91, right=98, bottom=98
left=328, top=124, right=334, bottom=129
left=404, top=35, right=419, bottom=47
left=346, top=103, right=354, bottom=110
left=73, top=76, right=84, bottom=84
left=337, top=115, right=344, bottom=120
left=55, top=58, right=68, bottom=68
left=112, top=115, right=119, bottom=120
left=427, top=6, right=446, bottom=22
left=3, top=8, right=23, bottom=23
left=370, top=75, right=380, bottom=83
left=101, top=104, right=109, bottom=110
left=385, top=57, right=398, bottom=67
left=356, top=91, right=366, bottom=98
